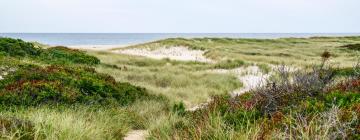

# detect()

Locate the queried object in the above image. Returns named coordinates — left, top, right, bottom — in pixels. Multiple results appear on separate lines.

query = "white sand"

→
left=228, top=66, right=270, bottom=96
left=66, top=45, right=128, bottom=51
left=124, top=130, right=148, bottom=140
left=209, top=66, right=270, bottom=96
left=114, top=46, right=213, bottom=63
left=188, top=66, right=270, bottom=111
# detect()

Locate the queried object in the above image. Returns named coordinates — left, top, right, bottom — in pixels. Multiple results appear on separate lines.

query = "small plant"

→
left=172, top=102, right=186, bottom=116
left=320, top=50, right=331, bottom=69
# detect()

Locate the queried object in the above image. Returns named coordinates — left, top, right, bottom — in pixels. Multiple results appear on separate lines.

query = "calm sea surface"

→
left=0, top=33, right=359, bottom=46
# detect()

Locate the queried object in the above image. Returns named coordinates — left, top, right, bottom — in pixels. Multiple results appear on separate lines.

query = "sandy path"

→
left=114, top=46, right=213, bottom=63
left=123, top=130, right=148, bottom=140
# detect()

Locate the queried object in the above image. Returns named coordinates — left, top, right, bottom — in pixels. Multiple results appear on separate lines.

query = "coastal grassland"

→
left=116, top=36, right=360, bottom=67
left=89, top=51, right=242, bottom=107
left=1, top=36, right=360, bottom=139
left=0, top=38, right=170, bottom=139
left=148, top=62, right=360, bottom=139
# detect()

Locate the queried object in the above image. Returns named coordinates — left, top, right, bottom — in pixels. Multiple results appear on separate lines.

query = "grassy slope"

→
left=116, top=36, right=360, bottom=67
left=90, top=51, right=242, bottom=106
left=95, top=36, right=360, bottom=106
left=103, top=36, right=360, bottom=139
left=1, top=36, right=359, bottom=139
left=0, top=38, right=169, bottom=139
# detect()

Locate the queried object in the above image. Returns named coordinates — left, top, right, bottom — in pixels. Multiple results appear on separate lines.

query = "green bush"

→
left=324, top=92, right=360, bottom=107
left=0, top=64, right=154, bottom=106
left=0, top=38, right=100, bottom=65
left=41, top=46, right=100, bottom=65
left=0, top=38, right=41, bottom=57
left=341, top=43, right=360, bottom=51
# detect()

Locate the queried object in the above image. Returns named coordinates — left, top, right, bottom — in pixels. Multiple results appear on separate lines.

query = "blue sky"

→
left=1, top=0, right=359, bottom=33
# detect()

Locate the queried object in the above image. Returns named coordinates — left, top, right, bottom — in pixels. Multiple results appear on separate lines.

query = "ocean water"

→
left=0, top=33, right=359, bottom=46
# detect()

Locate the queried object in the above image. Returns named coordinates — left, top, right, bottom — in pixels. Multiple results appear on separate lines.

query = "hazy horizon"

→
left=1, top=0, right=359, bottom=33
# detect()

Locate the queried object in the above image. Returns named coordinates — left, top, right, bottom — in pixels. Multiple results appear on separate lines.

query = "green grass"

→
left=1, top=36, right=360, bottom=139
left=0, top=38, right=170, bottom=139
left=89, top=51, right=242, bottom=107
left=116, top=37, right=360, bottom=67
left=0, top=104, right=168, bottom=140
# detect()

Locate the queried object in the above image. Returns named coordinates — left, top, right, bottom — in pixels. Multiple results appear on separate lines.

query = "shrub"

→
left=250, top=65, right=336, bottom=115
left=0, top=64, right=155, bottom=106
left=324, top=92, right=360, bottom=108
left=41, top=46, right=100, bottom=65
left=0, top=38, right=100, bottom=65
left=0, top=38, right=41, bottom=57
left=331, top=79, right=360, bottom=93
left=341, top=44, right=360, bottom=51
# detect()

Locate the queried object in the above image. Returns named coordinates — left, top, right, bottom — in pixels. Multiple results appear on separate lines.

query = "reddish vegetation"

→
left=332, top=78, right=360, bottom=93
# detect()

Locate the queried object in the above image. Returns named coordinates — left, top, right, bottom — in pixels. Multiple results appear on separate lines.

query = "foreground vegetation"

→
left=90, top=51, right=241, bottom=106
left=0, top=38, right=169, bottom=139
left=0, top=36, right=359, bottom=139
left=149, top=60, right=360, bottom=139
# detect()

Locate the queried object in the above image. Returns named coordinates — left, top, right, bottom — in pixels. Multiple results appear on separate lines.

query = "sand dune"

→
left=114, top=46, right=213, bottom=63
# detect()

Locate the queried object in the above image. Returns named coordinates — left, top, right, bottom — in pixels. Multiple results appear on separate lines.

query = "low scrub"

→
left=41, top=46, right=100, bottom=65
left=0, top=64, right=159, bottom=106
left=341, top=43, right=360, bottom=51
left=149, top=60, right=360, bottom=139
left=0, top=38, right=41, bottom=57
left=0, top=38, right=100, bottom=65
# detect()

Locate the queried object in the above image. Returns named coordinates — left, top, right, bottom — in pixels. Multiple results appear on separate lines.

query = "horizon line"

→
left=1, top=32, right=360, bottom=34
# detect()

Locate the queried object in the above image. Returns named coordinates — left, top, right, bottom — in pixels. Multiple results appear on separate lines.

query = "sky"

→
left=0, top=0, right=359, bottom=33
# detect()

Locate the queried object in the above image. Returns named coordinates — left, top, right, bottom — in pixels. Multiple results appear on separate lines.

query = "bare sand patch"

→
left=114, top=46, right=213, bottom=63
left=124, top=130, right=148, bottom=140
left=187, top=66, right=270, bottom=111
left=210, top=66, right=270, bottom=96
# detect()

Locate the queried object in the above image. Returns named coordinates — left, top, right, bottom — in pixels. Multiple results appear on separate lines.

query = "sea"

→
left=0, top=33, right=359, bottom=46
